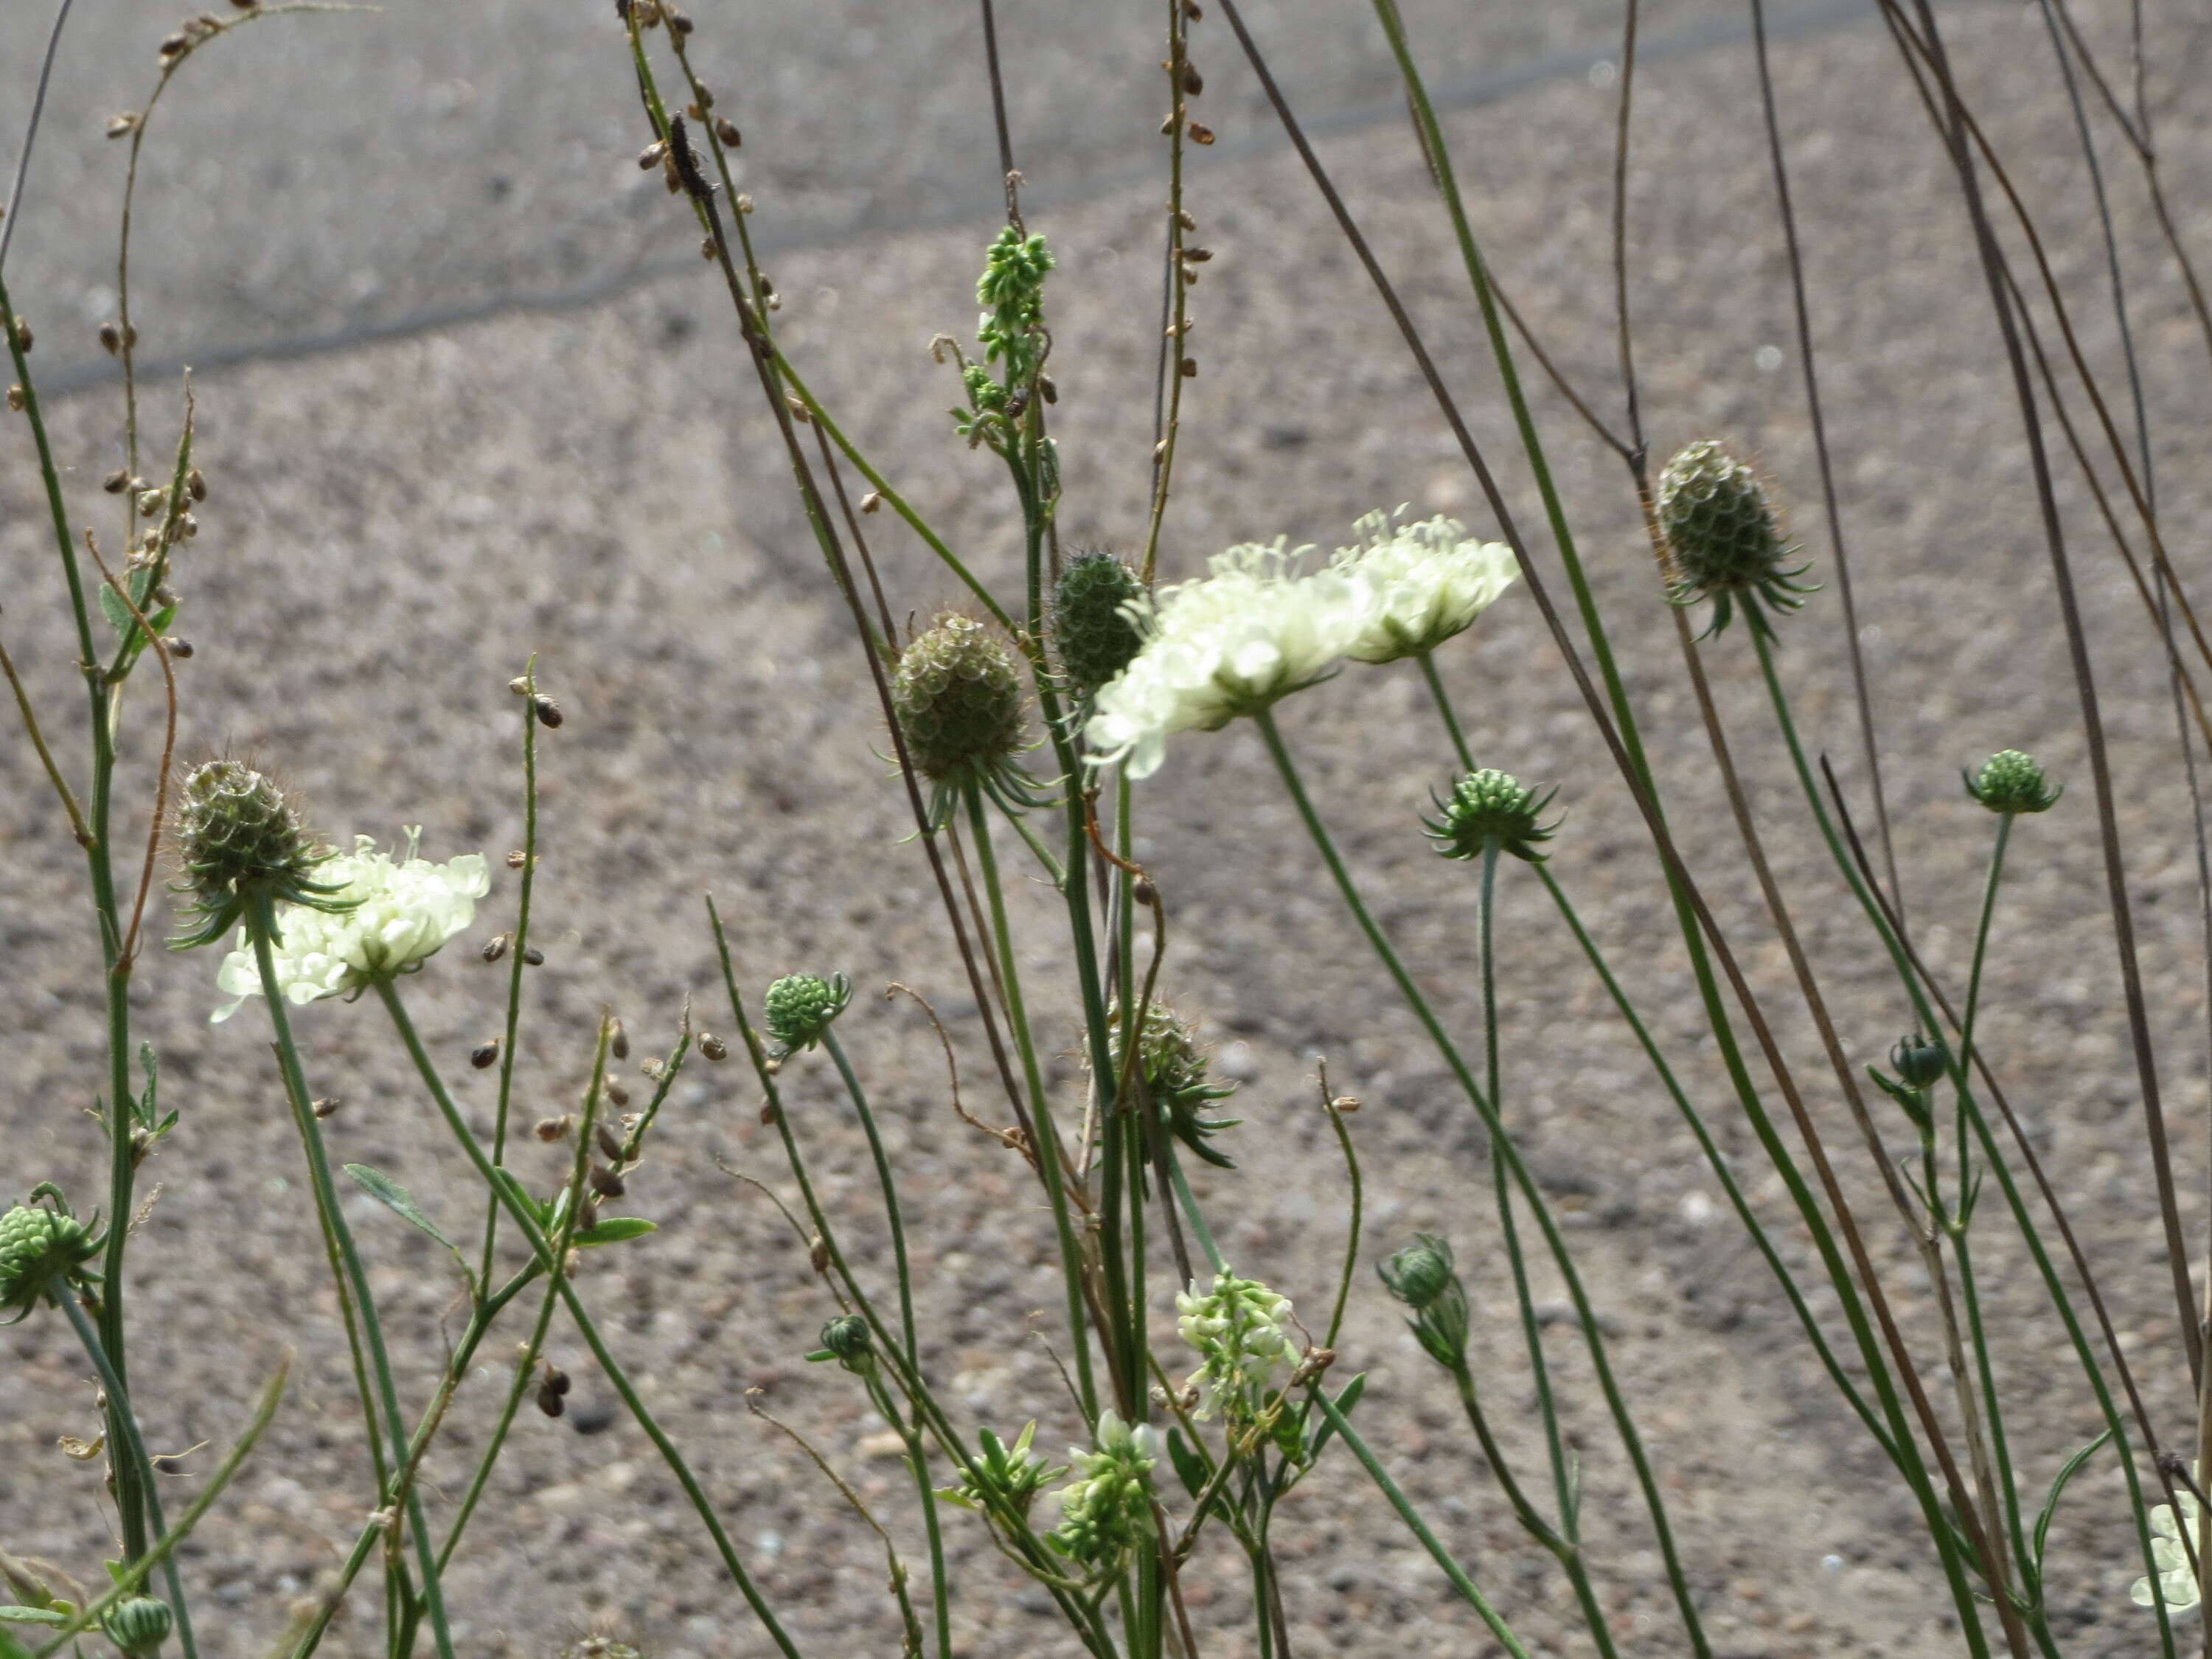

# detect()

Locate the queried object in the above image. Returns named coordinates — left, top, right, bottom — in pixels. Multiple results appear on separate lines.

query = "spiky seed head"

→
left=1423, top=768, right=1558, bottom=863
left=1890, top=1033, right=1950, bottom=1091
left=170, top=760, right=348, bottom=947
left=890, top=614, right=1027, bottom=786
left=1102, top=1000, right=1242, bottom=1167
left=0, top=1200, right=100, bottom=1324
left=1656, top=439, right=1813, bottom=633
left=763, top=973, right=851, bottom=1055
left=102, top=1598, right=174, bottom=1657
left=1965, top=749, right=2060, bottom=815
left=1051, top=552, right=1145, bottom=692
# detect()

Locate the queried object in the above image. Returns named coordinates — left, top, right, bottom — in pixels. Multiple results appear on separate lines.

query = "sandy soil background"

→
left=7, top=0, right=2212, bottom=1655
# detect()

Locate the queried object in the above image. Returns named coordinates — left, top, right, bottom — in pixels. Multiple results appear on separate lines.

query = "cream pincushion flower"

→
left=2131, top=1471, right=2204, bottom=1613
left=1082, top=539, right=1366, bottom=779
left=212, top=831, right=490, bottom=1023
left=1334, top=507, right=1517, bottom=664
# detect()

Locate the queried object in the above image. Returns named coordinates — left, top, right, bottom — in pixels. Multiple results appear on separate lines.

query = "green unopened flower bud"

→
left=1965, top=749, right=2060, bottom=815
left=891, top=614, right=1028, bottom=787
left=941, top=1422, right=1065, bottom=1521
left=1422, top=768, right=1558, bottom=864
left=170, top=759, right=350, bottom=948
left=102, top=1597, right=173, bottom=1657
left=763, top=972, right=851, bottom=1054
left=1656, top=439, right=1814, bottom=635
left=1377, top=1233, right=1470, bottom=1368
left=815, top=1314, right=873, bottom=1369
left=0, top=1197, right=102, bottom=1324
left=1891, top=1032, right=1950, bottom=1091
left=1378, top=1236, right=1454, bottom=1311
left=1051, top=551, right=1145, bottom=692
left=1046, top=1410, right=1157, bottom=1574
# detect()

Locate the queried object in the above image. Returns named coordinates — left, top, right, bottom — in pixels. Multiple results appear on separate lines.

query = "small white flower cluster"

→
left=2132, top=1475, right=2205, bottom=1613
left=212, top=832, right=490, bottom=1023
left=1175, top=1268, right=1298, bottom=1420
left=1046, top=1410, right=1159, bottom=1571
left=1084, top=509, right=1516, bottom=778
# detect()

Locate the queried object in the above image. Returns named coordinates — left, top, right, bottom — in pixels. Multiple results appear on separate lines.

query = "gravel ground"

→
left=7, top=1, right=2212, bottom=1656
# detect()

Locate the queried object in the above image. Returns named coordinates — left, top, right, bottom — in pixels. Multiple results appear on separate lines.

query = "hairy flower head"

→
left=210, top=831, right=488, bottom=1022
left=1333, top=507, right=1517, bottom=664
left=1084, top=540, right=1365, bottom=779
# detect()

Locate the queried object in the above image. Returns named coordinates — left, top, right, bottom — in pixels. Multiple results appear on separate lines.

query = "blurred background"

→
left=8, top=2, right=2212, bottom=1657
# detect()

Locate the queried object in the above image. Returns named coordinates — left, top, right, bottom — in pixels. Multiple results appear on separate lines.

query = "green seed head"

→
left=1104, top=1000, right=1242, bottom=1168
left=1051, top=552, right=1146, bottom=693
left=891, top=614, right=1028, bottom=787
left=0, top=1200, right=101, bottom=1324
left=102, top=1598, right=173, bottom=1658
left=815, top=1314, right=874, bottom=1373
left=1657, top=439, right=1814, bottom=633
left=169, top=759, right=347, bottom=948
left=1965, top=749, right=2060, bottom=815
left=763, top=973, right=851, bottom=1055
left=1422, top=768, right=1558, bottom=864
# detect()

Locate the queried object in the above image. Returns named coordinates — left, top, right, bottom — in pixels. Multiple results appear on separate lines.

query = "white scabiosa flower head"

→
left=1175, top=1267, right=1298, bottom=1420
left=2132, top=1473, right=2204, bottom=1613
left=212, top=830, right=490, bottom=1023
left=1083, top=539, right=1366, bottom=779
left=1333, top=507, right=1517, bottom=664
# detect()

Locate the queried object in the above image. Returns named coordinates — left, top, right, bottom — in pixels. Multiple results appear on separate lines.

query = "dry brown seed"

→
left=179, top=514, right=198, bottom=539
left=470, top=1040, right=500, bottom=1070
left=159, top=33, right=189, bottom=55
left=1183, top=246, right=1214, bottom=262
left=735, top=192, right=754, bottom=215
left=1159, top=112, right=1177, bottom=136
left=535, top=1379, right=565, bottom=1418
left=859, top=491, right=881, bottom=514
left=532, top=695, right=563, bottom=728
left=596, top=1125, right=623, bottom=1162
left=1178, top=208, right=1197, bottom=231
left=481, top=933, right=510, bottom=962
left=1181, top=64, right=1204, bottom=94
left=187, top=467, right=206, bottom=501
left=700, top=1032, right=728, bottom=1061
left=1180, top=358, right=1197, bottom=378
left=588, top=1165, right=626, bottom=1199
left=312, top=1096, right=342, bottom=1119
left=534, top=1114, right=571, bottom=1143
left=809, top=1235, right=830, bottom=1274
left=610, top=1021, right=630, bottom=1061
left=715, top=117, right=740, bottom=147
left=637, top=142, right=665, bottom=170
left=102, top=467, right=131, bottom=493
left=522, top=946, right=545, bottom=967
left=692, top=82, right=714, bottom=108
left=1188, top=121, right=1215, bottom=145
left=107, top=113, right=141, bottom=138
left=668, top=7, right=692, bottom=29
left=138, top=490, right=165, bottom=518
left=164, top=637, right=194, bottom=659
left=1039, top=373, right=1058, bottom=404
left=5, top=386, right=21, bottom=412
left=700, top=235, right=715, bottom=260
left=1330, top=1094, right=1363, bottom=1113
left=507, top=675, right=531, bottom=695
left=505, top=849, right=529, bottom=869
left=607, top=1084, right=630, bottom=1109
left=12, top=319, right=34, bottom=354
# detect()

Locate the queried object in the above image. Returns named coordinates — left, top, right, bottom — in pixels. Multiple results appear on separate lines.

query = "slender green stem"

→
left=962, top=779, right=1104, bottom=1417
left=57, top=1288, right=198, bottom=1659
left=373, top=980, right=810, bottom=1659
left=1418, top=653, right=1474, bottom=773
left=247, top=903, right=454, bottom=1659
left=1478, top=838, right=1571, bottom=1527
left=1256, top=708, right=1711, bottom=1656
left=821, top=1027, right=952, bottom=1659
left=1308, top=1385, right=1530, bottom=1657
left=431, top=1260, right=557, bottom=1579
left=482, top=658, right=543, bottom=1282
left=1449, top=1362, right=1621, bottom=1659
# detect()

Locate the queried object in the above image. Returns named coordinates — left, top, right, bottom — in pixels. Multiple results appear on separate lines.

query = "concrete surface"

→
left=4, top=0, right=2212, bottom=1655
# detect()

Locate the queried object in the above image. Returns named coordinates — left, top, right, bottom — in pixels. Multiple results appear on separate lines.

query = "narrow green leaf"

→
left=572, top=1217, right=657, bottom=1248
left=1307, top=1371, right=1366, bottom=1461
left=0, top=1610, right=66, bottom=1627
left=343, top=1164, right=458, bottom=1253
left=1165, top=1426, right=1207, bottom=1500
left=2032, top=1427, right=2112, bottom=1573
